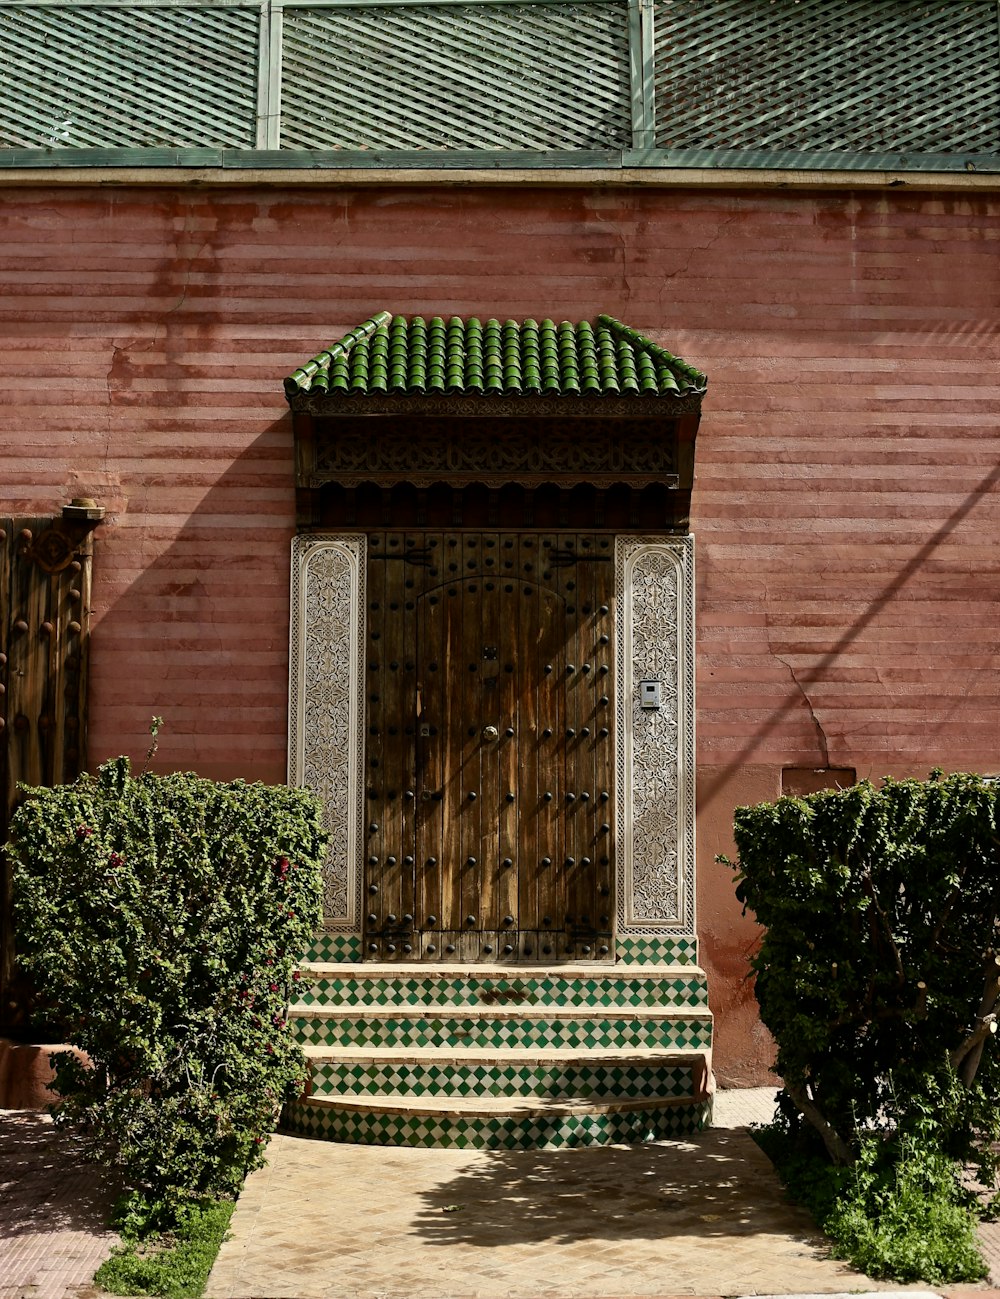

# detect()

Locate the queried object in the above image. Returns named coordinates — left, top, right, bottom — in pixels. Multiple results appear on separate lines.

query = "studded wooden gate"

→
left=363, top=531, right=615, bottom=963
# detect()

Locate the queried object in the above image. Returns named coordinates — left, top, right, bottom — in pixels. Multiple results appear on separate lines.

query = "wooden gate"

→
left=1, top=508, right=98, bottom=1029
left=364, top=531, right=615, bottom=962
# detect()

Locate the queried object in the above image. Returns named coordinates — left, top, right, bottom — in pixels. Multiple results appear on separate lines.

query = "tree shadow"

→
left=0, top=1110, right=120, bottom=1241
left=408, top=1128, right=828, bottom=1251
left=701, top=458, right=1000, bottom=788
left=87, top=418, right=296, bottom=786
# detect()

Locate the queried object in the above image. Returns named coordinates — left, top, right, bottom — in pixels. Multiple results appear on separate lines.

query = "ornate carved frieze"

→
left=615, top=537, right=695, bottom=935
left=291, top=394, right=703, bottom=420
left=309, top=417, right=681, bottom=489
left=288, top=536, right=365, bottom=931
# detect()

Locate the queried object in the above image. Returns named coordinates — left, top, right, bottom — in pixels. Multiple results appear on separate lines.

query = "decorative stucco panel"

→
left=289, top=535, right=366, bottom=932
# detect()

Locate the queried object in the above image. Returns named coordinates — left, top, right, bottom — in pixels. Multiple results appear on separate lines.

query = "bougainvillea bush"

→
left=9, top=755, right=325, bottom=1220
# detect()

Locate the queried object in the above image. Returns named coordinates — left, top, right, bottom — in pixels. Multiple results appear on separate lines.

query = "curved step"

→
left=283, top=1090, right=713, bottom=1149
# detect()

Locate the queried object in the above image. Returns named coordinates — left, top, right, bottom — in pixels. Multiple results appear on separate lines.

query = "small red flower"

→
left=75, top=825, right=93, bottom=841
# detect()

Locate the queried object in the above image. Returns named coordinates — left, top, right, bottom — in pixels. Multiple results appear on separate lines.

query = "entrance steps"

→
left=283, top=962, right=714, bottom=1149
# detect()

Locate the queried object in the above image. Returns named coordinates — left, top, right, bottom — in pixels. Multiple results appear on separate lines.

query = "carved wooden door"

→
left=364, top=532, right=615, bottom=962
left=1, top=514, right=95, bottom=1028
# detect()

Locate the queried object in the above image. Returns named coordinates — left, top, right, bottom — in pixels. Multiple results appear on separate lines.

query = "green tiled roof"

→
left=284, top=311, right=707, bottom=401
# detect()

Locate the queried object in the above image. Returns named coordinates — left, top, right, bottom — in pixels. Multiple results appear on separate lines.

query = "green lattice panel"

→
left=309, top=1059, right=697, bottom=1101
left=282, top=1097, right=711, bottom=1148
left=653, top=0, right=1000, bottom=154
left=0, top=3, right=261, bottom=150
left=280, top=2, right=631, bottom=151
left=291, top=1012, right=713, bottom=1052
left=615, top=935, right=699, bottom=965
left=296, top=972, right=708, bottom=1010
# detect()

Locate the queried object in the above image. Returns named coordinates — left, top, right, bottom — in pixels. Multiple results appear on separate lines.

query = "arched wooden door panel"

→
left=364, top=532, right=615, bottom=962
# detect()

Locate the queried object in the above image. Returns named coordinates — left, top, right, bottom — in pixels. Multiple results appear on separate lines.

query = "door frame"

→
left=289, top=531, right=695, bottom=965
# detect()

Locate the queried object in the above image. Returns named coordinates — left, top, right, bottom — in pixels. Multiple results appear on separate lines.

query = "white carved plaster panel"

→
left=615, top=537, right=695, bottom=935
left=288, top=535, right=365, bottom=931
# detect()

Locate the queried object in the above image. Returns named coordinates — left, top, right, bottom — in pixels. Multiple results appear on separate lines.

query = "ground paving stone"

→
left=0, top=1110, right=120, bottom=1299
left=204, top=1091, right=915, bottom=1299
left=3, top=1090, right=998, bottom=1299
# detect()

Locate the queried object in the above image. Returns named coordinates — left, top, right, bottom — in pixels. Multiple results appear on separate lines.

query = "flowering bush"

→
left=8, top=755, right=325, bottom=1218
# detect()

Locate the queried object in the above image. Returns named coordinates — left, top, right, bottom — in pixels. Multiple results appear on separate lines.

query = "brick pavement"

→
left=0, top=1110, right=120, bottom=1299
left=203, top=1089, right=905, bottom=1299
left=2, top=1091, right=998, bottom=1299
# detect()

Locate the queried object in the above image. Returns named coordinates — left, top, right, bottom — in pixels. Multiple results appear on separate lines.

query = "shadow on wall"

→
left=88, top=417, right=297, bottom=786
left=695, top=457, right=1000, bottom=1087
left=705, top=457, right=1000, bottom=795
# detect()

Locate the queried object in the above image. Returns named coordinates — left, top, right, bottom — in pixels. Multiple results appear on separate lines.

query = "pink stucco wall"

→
left=2, top=182, right=998, bottom=1081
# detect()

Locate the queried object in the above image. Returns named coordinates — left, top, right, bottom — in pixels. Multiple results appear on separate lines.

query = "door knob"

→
left=482, top=725, right=499, bottom=741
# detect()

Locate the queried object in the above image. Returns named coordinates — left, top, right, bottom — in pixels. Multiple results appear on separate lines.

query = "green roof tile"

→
left=284, top=310, right=707, bottom=402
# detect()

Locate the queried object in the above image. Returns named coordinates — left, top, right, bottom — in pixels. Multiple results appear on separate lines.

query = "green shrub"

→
left=9, top=755, right=326, bottom=1219
left=726, top=773, right=1000, bottom=1183
left=758, top=1121, right=988, bottom=1284
left=828, top=1130, right=986, bottom=1283
left=95, top=1197, right=236, bottom=1299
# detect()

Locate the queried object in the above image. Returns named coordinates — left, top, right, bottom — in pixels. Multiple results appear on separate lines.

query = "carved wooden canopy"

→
left=286, top=312, right=706, bottom=531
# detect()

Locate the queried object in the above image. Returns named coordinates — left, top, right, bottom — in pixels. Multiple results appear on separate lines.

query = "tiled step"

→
left=297, top=962, right=709, bottom=1010
left=285, top=956, right=714, bottom=1149
left=283, top=1091, right=714, bottom=1149
left=303, top=1045, right=710, bottom=1100
left=289, top=1004, right=713, bottom=1052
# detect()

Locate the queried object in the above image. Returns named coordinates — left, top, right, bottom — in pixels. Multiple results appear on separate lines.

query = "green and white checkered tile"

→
left=291, top=1012, right=713, bottom=1052
left=299, top=934, right=699, bottom=966
left=309, top=1059, right=698, bottom=1100
left=616, top=935, right=699, bottom=965
left=295, top=972, right=708, bottom=1010
left=302, top=933, right=363, bottom=963
left=282, top=1098, right=711, bottom=1148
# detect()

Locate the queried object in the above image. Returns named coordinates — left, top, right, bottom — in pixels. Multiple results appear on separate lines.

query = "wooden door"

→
left=1, top=515, right=95, bottom=1028
left=364, top=532, right=614, bottom=962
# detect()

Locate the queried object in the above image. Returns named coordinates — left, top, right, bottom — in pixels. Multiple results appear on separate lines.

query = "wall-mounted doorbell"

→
left=639, top=679, right=661, bottom=709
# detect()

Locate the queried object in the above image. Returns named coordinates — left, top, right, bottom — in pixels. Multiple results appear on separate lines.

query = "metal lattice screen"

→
left=653, top=0, right=1000, bottom=153
left=280, top=3, right=631, bottom=151
left=0, top=2, right=261, bottom=149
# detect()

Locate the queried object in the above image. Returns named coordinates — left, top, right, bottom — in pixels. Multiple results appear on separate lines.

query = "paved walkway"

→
left=3, top=1092, right=998, bottom=1299
left=202, top=1089, right=973, bottom=1299
left=0, top=1110, right=120, bottom=1299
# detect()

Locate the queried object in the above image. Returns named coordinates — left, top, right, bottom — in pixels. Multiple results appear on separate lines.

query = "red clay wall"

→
left=2, top=183, right=998, bottom=1082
